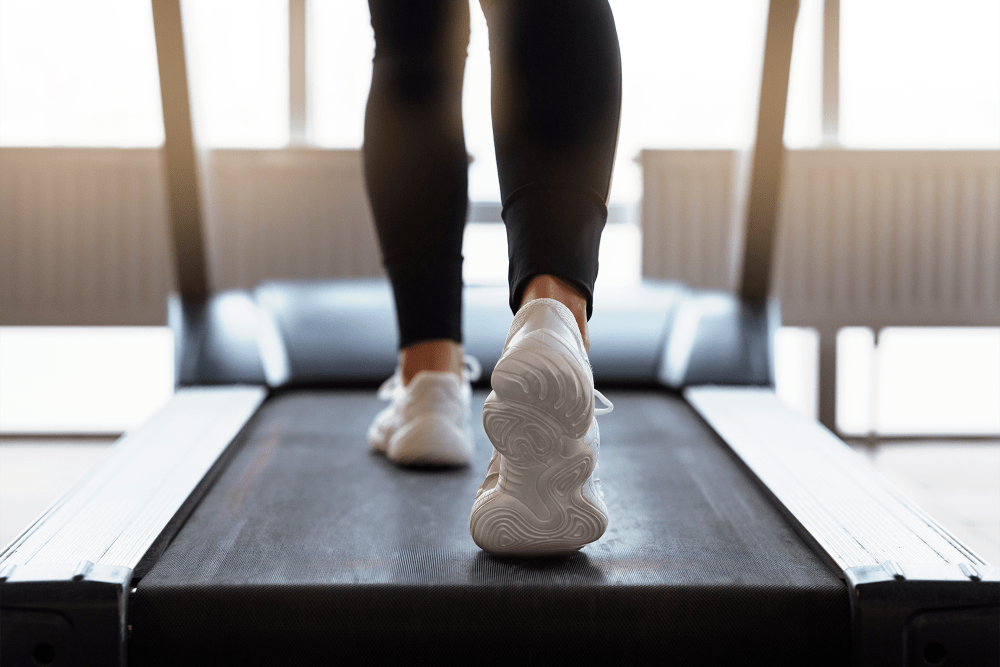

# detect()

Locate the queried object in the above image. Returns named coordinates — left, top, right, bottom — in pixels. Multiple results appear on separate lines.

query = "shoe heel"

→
left=469, top=436, right=608, bottom=556
left=490, top=333, right=593, bottom=439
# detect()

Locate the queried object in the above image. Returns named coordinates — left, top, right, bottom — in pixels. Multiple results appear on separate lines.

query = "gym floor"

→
left=2, top=435, right=997, bottom=565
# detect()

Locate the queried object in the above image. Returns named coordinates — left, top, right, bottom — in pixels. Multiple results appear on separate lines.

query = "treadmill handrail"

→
left=738, top=0, right=799, bottom=303
left=152, top=0, right=210, bottom=300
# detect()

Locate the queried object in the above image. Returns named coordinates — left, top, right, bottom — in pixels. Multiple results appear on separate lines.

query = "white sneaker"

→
left=368, top=356, right=481, bottom=467
left=470, top=298, right=612, bottom=556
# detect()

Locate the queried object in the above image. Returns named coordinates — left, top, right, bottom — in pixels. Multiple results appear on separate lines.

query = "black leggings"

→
left=364, top=0, right=622, bottom=348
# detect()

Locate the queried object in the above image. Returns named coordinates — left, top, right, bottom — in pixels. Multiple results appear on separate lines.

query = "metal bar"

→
left=0, top=387, right=266, bottom=570
left=738, top=0, right=800, bottom=303
left=289, top=0, right=308, bottom=145
left=0, top=386, right=264, bottom=667
left=818, top=325, right=838, bottom=432
left=822, top=0, right=840, bottom=144
left=685, top=385, right=987, bottom=572
left=151, top=0, right=209, bottom=299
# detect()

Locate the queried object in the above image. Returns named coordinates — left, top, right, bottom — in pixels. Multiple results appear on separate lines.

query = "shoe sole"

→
left=471, top=332, right=607, bottom=555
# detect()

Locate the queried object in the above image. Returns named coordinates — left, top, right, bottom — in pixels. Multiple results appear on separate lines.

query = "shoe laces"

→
left=377, top=354, right=482, bottom=400
left=590, top=391, right=611, bottom=493
left=463, top=355, right=482, bottom=382
left=594, top=390, right=613, bottom=416
left=376, top=369, right=403, bottom=400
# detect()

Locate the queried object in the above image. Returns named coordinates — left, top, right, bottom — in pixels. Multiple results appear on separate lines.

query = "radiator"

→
left=640, top=149, right=1000, bottom=329
left=0, top=148, right=382, bottom=325
left=204, top=149, right=383, bottom=292
left=640, top=150, right=736, bottom=292
left=775, top=150, right=1000, bottom=329
left=0, top=148, right=173, bottom=325
left=3, top=147, right=997, bottom=329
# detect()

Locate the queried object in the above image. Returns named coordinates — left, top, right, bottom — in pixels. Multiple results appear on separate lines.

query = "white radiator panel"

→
left=776, top=151, right=999, bottom=328
left=641, top=149, right=1000, bottom=328
left=0, top=149, right=173, bottom=325
left=4, top=148, right=996, bottom=329
left=1, top=148, right=382, bottom=325
left=204, top=149, right=382, bottom=292
left=640, top=150, right=736, bottom=291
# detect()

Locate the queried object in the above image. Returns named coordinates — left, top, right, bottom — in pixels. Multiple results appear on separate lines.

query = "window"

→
left=180, top=0, right=289, bottom=147
left=0, top=0, right=289, bottom=148
left=307, top=0, right=372, bottom=150
left=838, top=327, right=1000, bottom=436
left=840, top=0, right=1000, bottom=148
left=0, top=0, right=163, bottom=146
left=6, top=0, right=997, bottom=152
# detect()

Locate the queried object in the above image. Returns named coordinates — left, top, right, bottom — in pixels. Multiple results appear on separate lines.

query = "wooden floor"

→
left=2, top=436, right=998, bottom=565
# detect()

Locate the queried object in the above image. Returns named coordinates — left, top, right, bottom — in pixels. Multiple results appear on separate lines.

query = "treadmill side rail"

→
left=0, top=387, right=265, bottom=666
left=685, top=386, right=987, bottom=571
left=686, top=386, right=999, bottom=666
left=0, top=386, right=266, bottom=570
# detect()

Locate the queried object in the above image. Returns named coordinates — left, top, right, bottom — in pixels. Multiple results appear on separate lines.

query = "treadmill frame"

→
left=3, top=377, right=996, bottom=666
left=2, top=1, right=996, bottom=665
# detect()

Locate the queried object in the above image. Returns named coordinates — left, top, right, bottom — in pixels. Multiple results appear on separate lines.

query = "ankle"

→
left=520, top=275, right=590, bottom=352
left=400, top=339, right=464, bottom=385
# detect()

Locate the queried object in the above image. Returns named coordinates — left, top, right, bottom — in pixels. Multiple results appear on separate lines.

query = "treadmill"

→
left=2, top=1, right=996, bottom=665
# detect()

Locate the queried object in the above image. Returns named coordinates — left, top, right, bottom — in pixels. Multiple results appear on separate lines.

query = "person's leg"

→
left=480, top=0, right=622, bottom=343
left=470, top=0, right=621, bottom=555
left=364, top=0, right=480, bottom=467
left=364, top=0, right=471, bottom=383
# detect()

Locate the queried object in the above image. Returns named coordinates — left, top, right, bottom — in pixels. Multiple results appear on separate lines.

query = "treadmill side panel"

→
left=846, top=563, right=999, bottom=667
left=659, top=291, right=779, bottom=388
left=686, top=386, right=999, bottom=666
left=0, top=563, right=131, bottom=667
left=0, top=387, right=267, bottom=667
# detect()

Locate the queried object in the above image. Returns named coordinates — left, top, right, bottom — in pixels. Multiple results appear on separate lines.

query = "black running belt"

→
left=129, top=390, right=850, bottom=666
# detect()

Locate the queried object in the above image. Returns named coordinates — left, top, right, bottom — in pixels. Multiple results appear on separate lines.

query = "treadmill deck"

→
left=130, top=389, right=849, bottom=664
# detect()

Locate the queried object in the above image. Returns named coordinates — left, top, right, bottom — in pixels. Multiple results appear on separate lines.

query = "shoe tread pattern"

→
left=472, top=394, right=607, bottom=556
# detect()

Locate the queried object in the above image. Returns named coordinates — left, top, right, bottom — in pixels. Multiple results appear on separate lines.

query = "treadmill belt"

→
left=130, top=390, right=850, bottom=665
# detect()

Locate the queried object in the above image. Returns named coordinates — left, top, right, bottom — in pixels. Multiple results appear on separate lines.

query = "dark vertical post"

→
left=818, top=327, right=838, bottom=432
left=738, top=0, right=799, bottom=304
left=817, top=0, right=841, bottom=428
left=151, top=0, right=209, bottom=299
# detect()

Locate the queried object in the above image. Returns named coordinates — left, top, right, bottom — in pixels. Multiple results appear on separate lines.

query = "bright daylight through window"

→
left=0, top=0, right=997, bottom=435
